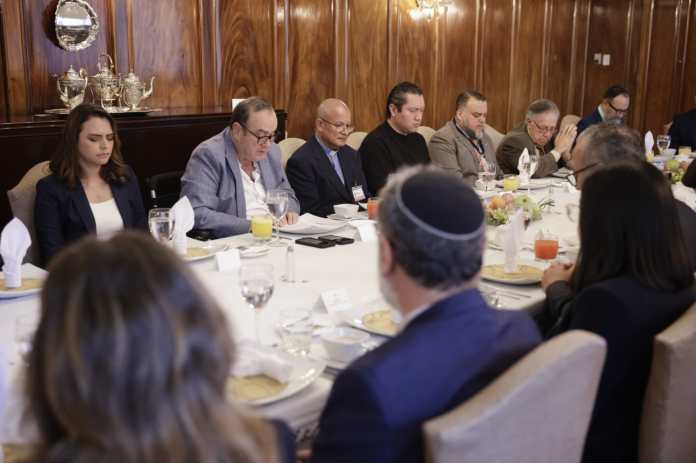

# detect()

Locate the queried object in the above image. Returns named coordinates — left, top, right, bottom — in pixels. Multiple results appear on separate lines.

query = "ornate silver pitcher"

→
left=88, top=53, right=121, bottom=110
left=121, top=70, right=155, bottom=110
left=55, top=65, right=88, bottom=109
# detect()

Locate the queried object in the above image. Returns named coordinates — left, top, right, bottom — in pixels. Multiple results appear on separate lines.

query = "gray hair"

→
left=526, top=99, right=559, bottom=119
left=230, top=97, right=274, bottom=126
left=577, top=121, right=644, bottom=164
left=378, top=166, right=485, bottom=290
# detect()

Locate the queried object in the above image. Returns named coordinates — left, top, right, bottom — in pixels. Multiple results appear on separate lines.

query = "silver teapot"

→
left=55, top=65, right=88, bottom=110
left=88, top=53, right=121, bottom=110
left=121, top=70, right=154, bottom=110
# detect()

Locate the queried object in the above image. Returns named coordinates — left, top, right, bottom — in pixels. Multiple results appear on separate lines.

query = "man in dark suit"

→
left=576, top=84, right=630, bottom=137
left=496, top=99, right=576, bottom=177
left=310, top=167, right=542, bottom=463
left=286, top=99, right=369, bottom=217
left=669, top=105, right=696, bottom=152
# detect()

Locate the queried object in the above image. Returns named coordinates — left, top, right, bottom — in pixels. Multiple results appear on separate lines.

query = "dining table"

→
left=1, top=178, right=694, bottom=452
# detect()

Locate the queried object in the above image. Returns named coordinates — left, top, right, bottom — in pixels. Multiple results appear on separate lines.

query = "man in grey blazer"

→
left=429, top=90, right=501, bottom=186
left=181, top=97, right=299, bottom=237
left=496, top=99, right=577, bottom=178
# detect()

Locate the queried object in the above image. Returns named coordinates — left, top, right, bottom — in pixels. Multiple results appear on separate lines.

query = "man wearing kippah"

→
left=310, top=166, right=541, bottom=463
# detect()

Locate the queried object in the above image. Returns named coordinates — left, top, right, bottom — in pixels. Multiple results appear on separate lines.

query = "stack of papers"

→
left=280, top=214, right=346, bottom=235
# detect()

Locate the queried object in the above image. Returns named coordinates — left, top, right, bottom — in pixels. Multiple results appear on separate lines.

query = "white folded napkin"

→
left=501, top=210, right=524, bottom=273
left=171, top=196, right=194, bottom=255
left=517, top=148, right=530, bottom=185
left=1, top=218, right=31, bottom=288
left=645, top=131, right=655, bottom=159
left=231, top=341, right=293, bottom=383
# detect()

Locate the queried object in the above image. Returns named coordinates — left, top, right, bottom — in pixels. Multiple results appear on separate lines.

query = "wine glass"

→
left=148, top=208, right=175, bottom=245
left=239, top=263, right=275, bottom=344
left=477, top=159, right=496, bottom=192
left=526, top=152, right=539, bottom=193
left=656, top=135, right=671, bottom=157
left=266, top=190, right=289, bottom=246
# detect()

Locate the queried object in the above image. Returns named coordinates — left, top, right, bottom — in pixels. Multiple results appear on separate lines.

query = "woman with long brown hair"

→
left=23, top=232, right=293, bottom=463
left=34, top=103, right=147, bottom=265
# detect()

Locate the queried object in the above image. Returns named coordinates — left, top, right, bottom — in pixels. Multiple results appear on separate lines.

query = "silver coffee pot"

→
left=88, top=53, right=121, bottom=110
left=55, top=65, right=88, bottom=110
left=121, top=70, right=155, bottom=110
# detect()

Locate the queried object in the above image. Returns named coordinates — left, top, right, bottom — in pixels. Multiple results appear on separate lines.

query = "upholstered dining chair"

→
left=278, top=137, right=306, bottom=169
left=417, top=125, right=436, bottom=145
left=6, top=161, right=51, bottom=265
left=346, top=131, right=368, bottom=151
left=423, top=330, right=606, bottom=463
left=639, top=302, right=696, bottom=463
left=561, top=114, right=581, bottom=129
left=484, top=124, right=504, bottom=152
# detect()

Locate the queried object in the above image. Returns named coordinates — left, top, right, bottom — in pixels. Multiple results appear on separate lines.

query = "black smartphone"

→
left=318, top=234, right=355, bottom=245
left=295, top=237, right=336, bottom=248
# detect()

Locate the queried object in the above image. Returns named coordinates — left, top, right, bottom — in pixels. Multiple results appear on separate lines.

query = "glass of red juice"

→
left=534, top=231, right=559, bottom=262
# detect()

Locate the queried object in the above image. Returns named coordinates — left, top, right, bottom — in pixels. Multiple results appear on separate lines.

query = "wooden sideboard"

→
left=0, top=107, right=287, bottom=226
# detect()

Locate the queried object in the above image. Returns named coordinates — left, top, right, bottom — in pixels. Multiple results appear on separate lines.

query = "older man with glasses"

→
left=286, top=98, right=370, bottom=217
left=496, top=99, right=577, bottom=178
left=576, top=85, right=630, bottom=137
left=181, top=96, right=299, bottom=237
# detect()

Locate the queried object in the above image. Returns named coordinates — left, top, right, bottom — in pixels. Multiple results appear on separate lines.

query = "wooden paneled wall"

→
left=1, top=0, right=694, bottom=138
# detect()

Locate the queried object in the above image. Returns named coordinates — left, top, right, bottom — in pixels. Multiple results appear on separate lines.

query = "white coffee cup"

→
left=321, top=327, right=369, bottom=363
left=334, top=203, right=359, bottom=218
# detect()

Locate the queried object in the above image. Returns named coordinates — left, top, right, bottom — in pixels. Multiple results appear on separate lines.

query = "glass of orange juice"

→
left=367, top=197, right=380, bottom=220
left=534, top=230, right=559, bottom=262
left=251, top=214, right=273, bottom=243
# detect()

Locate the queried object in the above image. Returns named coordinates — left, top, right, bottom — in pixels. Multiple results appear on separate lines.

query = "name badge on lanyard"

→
left=352, top=185, right=366, bottom=202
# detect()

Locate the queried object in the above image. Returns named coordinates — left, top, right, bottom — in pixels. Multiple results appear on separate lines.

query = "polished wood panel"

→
left=0, top=0, right=694, bottom=136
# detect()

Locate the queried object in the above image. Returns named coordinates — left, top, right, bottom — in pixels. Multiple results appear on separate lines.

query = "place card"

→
left=215, top=249, right=241, bottom=272
left=353, top=223, right=377, bottom=242
left=316, top=288, right=353, bottom=314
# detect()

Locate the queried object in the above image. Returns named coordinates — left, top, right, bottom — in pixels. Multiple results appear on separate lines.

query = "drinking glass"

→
left=239, top=263, right=275, bottom=344
left=534, top=230, right=559, bottom=263
left=656, top=135, right=671, bottom=156
left=477, top=160, right=496, bottom=191
left=251, top=214, right=273, bottom=243
left=526, top=152, right=539, bottom=193
left=279, top=308, right=313, bottom=356
left=148, top=208, right=175, bottom=245
left=367, top=197, right=380, bottom=220
left=266, top=190, right=289, bottom=246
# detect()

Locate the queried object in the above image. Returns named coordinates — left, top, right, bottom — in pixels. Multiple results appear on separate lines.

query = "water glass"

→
left=266, top=190, right=289, bottom=246
left=477, top=160, right=496, bottom=191
left=148, top=208, right=175, bottom=244
left=239, top=263, right=274, bottom=344
left=656, top=135, right=671, bottom=155
left=279, top=308, right=313, bottom=356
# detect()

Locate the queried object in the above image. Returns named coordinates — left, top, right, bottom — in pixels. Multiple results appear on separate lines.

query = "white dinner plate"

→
left=340, top=305, right=400, bottom=338
left=239, top=245, right=270, bottom=258
left=480, top=262, right=544, bottom=285
left=327, top=211, right=369, bottom=221
left=182, top=243, right=227, bottom=262
left=0, top=265, right=47, bottom=299
left=233, top=353, right=326, bottom=406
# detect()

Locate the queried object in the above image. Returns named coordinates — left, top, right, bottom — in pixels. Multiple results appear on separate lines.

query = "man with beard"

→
left=429, top=90, right=501, bottom=185
left=576, top=85, right=630, bottom=136
left=309, top=166, right=541, bottom=463
left=286, top=98, right=370, bottom=217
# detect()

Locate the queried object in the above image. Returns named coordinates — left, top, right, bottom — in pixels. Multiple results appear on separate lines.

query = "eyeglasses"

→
left=564, top=162, right=599, bottom=187
left=239, top=122, right=278, bottom=145
left=529, top=119, right=557, bottom=135
left=607, top=100, right=629, bottom=115
left=319, top=117, right=354, bottom=134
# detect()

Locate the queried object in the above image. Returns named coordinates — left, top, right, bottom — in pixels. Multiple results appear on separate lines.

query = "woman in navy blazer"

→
left=35, top=104, right=146, bottom=265
left=541, top=162, right=695, bottom=463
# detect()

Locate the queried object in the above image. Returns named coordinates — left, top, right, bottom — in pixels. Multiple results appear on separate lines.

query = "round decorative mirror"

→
left=55, top=0, right=99, bottom=52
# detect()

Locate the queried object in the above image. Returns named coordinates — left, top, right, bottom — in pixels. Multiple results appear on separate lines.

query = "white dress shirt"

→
left=239, top=161, right=270, bottom=218
left=89, top=198, right=124, bottom=239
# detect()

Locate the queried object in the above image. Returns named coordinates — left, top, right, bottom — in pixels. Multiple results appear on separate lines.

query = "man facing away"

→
left=429, top=90, right=501, bottom=185
left=180, top=97, right=299, bottom=237
left=310, top=166, right=541, bottom=463
left=496, top=99, right=576, bottom=177
left=576, top=84, right=630, bottom=137
left=286, top=99, right=370, bottom=217
left=360, top=82, right=430, bottom=195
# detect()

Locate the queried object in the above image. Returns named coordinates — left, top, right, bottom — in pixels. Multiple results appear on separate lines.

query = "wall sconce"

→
left=410, top=0, right=453, bottom=20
